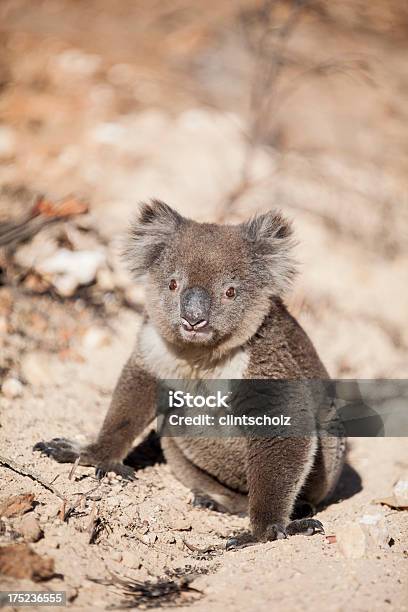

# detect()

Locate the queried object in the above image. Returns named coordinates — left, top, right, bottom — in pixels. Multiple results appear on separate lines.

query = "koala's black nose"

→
left=180, top=287, right=211, bottom=329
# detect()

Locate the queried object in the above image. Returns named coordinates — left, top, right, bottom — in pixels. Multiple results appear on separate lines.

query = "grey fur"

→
left=34, top=200, right=346, bottom=544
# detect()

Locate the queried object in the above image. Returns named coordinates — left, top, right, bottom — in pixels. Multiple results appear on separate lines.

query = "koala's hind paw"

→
left=33, top=438, right=80, bottom=463
left=226, top=532, right=257, bottom=551
left=192, top=492, right=225, bottom=512
left=95, top=463, right=135, bottom=481
left=286, top=518, right=324, bottom=536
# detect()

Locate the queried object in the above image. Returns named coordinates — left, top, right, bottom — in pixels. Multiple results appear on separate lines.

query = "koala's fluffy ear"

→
left=125, top=200, right=184, bottom=277
left=240, top=210, right=297, bottom=295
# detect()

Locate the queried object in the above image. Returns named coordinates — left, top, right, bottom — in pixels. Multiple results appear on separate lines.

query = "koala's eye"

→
left=169, top=279, right=178, bottom=291
left=225, top=287, right=236, bottom=299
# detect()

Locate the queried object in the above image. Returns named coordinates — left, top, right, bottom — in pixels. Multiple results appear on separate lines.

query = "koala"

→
left=34, top=200, right=346, bottom=547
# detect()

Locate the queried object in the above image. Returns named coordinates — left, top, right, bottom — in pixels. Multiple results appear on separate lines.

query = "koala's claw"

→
left=286, top=518, right=324, bottom=536
left=261, top=523, right=288, bottom=542
left=95, top=463, right=135, bottom=481
left=33, top=438, right=80, bottom=463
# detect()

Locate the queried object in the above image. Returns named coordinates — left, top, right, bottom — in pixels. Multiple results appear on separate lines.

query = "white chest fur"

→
left=139, top=322, right=249, bottom=380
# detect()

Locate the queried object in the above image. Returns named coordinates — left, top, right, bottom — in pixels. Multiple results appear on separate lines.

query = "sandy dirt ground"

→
left=0, top=310, right=407, bottom=611
left=1, top=1, right=408, bottom=610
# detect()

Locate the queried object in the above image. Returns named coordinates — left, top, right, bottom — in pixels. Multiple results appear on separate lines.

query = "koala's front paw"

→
left=259, top=523, right=288, bottom=542
left=95, top=462, right=135, bottom=481
left=226, top=519, right=324, bottom=551
left=33, top=438, right=80, bottom=463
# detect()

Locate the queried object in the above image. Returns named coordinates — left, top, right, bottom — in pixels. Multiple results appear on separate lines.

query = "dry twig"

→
left=0, top=454, right=66, bottom=501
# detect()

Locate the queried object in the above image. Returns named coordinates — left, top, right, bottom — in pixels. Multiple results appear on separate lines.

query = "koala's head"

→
left=126, top=200, right=296, bottom=354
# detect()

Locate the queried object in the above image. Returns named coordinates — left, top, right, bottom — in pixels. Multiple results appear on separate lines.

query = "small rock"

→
left=1, top=377, right=23, bottom=399
left=140, top=532, right=157, bottom=545
left=0, top=493, right=35, bottom=518
left=18, top=514, right=43, bottom=543
left=52, top=275, right=79, bottom=298
left=82, top=327, right=111, bottom=350
left=336, top=522, right=366, bottom=559
left=171, top=518, right=192, bottom=531
left=359, top=514, right=389, bottom=548
left=0, top=126, right=16, bottom=159
left=21, top=353, right=51, bottom=386
left=139, top=520, right=149, bottom=534
left=393, top=478, right=408, bottom=505
left=110, top=551, right=122, bottom=562
left=105, top=497, right=119, bottom=510
left=43, top=504, right=61, bottom=521
left=122, top=550, right=141, bottom=569
left=0, top=544, right=54, bottom=581
left=36, top=249, right=106, bottom=296
left=161, top=533, right=176, bottom=544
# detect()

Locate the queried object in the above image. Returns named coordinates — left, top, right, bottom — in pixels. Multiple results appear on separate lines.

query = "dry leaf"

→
left=0, top=544, right=55, bottom=581
left=32, top=196, right=89, bottom=219
left=0, top=493, right=35, bottom=518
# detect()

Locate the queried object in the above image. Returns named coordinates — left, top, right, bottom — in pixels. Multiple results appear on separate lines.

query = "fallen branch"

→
left=0, top=195, right=88, bottom=248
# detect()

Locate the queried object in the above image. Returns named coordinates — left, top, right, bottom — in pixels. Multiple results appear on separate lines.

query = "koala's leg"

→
left=227, top=437, right=323, bottom=549
left=161, top=437, right=248, bottom=514
left=34, top=355, right=157, bottom=480
left=300, top=435, right=346, bottom=506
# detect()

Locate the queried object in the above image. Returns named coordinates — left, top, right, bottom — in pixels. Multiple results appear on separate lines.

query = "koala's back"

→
left=245, top=298, right=328, bottom=379
left=164, top=298, right=330, bottom=495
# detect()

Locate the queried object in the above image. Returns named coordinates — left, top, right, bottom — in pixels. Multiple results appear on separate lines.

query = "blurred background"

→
left=1, top=0, right=407, bottom=386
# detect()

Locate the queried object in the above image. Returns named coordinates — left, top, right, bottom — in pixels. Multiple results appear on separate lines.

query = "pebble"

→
left=171, top=518, right=192, bottom=531
left=139, top=532, right=157, bottom=546
left=336, top=522, right=366, bottom=559
left=105, top=497, right=119, bottom=510
left=359, top=513, right=389, bottom=548
left=122, top=550, right=141, bottom=569
left=36, top=249, right=106, bottom=297
left=1, top=377, right=23, bottom=399
left=110, top=550, right=122, bottom=562
left=18, top=514, right=43, bottom=542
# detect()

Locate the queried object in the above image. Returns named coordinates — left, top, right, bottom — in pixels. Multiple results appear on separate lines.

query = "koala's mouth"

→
left=179, top=320, right=214, bottom=343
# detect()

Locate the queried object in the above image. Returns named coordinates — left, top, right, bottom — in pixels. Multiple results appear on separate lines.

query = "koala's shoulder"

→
left=245, top=298, right=328, bottom=379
